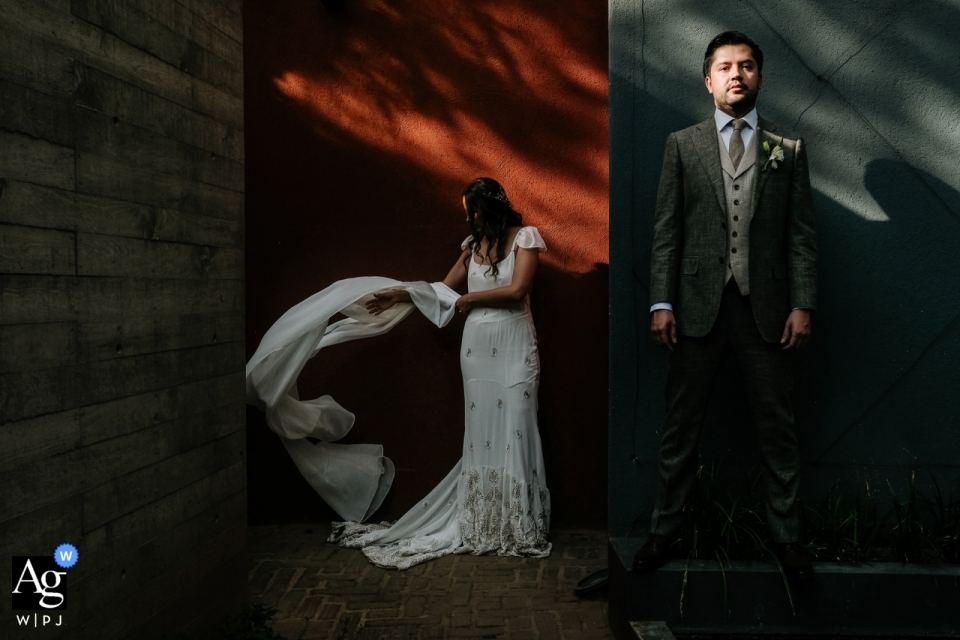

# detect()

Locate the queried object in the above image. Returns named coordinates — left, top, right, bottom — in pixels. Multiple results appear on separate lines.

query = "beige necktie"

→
left=729, top=119, right=746, bottom=169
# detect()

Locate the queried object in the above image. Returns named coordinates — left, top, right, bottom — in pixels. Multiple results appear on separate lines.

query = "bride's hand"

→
left=455, top=293, right=475, bottom=314
left=366, top=290, right=407, bottom=315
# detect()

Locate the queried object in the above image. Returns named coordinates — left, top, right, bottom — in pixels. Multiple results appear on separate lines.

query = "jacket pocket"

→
left=682, top=256, right=699, bottom=275
left=773, top=262, right=787, bottom=280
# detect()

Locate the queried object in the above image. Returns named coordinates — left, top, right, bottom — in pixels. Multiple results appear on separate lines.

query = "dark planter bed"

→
left=609, top=537, right=960, bottom=639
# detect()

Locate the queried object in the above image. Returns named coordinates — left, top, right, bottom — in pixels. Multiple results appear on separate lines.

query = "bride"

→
left=331, top=177, right=552, bottom=569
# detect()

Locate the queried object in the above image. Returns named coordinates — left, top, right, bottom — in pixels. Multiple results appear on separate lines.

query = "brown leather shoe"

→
left=773, top=543, right=814, bottom=578
left=632, top=534, right=671, bottom=571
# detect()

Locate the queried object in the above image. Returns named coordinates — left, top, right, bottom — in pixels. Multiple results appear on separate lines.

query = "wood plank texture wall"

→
left=0, top=0, right=246, bottom=637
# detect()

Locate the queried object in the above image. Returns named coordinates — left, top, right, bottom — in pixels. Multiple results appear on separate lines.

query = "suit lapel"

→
left=692, top=118, right=727, bottom=215
left=718, top=129, right=737, bottom=177
left=754, top=118, right=781, bottom=206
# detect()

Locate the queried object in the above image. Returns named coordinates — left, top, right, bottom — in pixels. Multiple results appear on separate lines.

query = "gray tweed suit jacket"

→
left=650, top=116, right=818, bottom=343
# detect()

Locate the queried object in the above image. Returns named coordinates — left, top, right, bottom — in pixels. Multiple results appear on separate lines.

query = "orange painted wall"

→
left=244, top=0, right=609, bottom=526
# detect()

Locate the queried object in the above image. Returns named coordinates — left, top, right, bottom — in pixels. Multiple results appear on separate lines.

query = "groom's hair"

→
left=703, top=31, right=764, bottom=78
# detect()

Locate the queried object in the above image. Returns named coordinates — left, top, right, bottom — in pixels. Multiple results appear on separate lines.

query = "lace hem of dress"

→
left=460, top=466, right=551, bottom=557
left=329, top=520, right=470, bottom=571
left=329, top=465, right=551, bottom=570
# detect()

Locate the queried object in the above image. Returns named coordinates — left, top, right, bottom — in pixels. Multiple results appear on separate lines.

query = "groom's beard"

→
left=717, top=85, right=760, bottom=116
left=721, top=83, right=759, bottom=114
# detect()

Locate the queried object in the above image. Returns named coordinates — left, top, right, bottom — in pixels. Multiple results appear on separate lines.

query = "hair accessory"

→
left=485, top=190, right=512, bottom=207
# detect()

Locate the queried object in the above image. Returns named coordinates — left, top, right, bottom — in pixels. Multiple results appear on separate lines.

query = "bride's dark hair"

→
left=462, top=177, right=523, bottom=279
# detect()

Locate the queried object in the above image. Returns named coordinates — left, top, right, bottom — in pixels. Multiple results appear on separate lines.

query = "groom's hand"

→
left=781, top=309, right=812, bottom=350
left=651, top=310, right=678, bottom=352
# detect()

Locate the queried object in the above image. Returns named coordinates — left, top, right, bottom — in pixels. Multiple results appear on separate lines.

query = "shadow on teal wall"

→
left=609, top=0, right=960, bottom=536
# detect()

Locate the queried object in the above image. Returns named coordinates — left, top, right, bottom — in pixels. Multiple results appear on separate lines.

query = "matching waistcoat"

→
left=717, top=129, right=759, bottom=295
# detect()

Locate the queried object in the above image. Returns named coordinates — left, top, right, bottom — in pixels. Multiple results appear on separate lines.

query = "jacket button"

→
left=734, top=199, right=740, bottom=206
left=734, top=184, right=740, bottom=190
left=733, top=215, right=739, bottom=222
left=721, top=223, right=727, bottom=229
left=732, top=231, right=738, bottom=238
left=719, top=257, right=725, bottom=264
left=731, top=247, right=738, bottom=254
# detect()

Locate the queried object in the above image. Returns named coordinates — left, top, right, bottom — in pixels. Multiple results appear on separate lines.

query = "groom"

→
left=636, top=31, right=817, bottom=576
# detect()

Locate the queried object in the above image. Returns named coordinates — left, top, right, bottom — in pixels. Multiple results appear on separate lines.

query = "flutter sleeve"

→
left=514, top=226, right=547, bottom=252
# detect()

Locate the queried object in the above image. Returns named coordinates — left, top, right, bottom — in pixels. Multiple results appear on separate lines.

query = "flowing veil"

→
left=245, top=277, right=460, bottom=522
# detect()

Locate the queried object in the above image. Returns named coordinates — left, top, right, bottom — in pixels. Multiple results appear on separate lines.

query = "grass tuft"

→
left=672, top=461, right=960, bottom=565
left=665, top=462, right=959, bottom=614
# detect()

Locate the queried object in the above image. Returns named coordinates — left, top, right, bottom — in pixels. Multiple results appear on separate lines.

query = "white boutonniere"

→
left=762, top=141, right=784, bottom=172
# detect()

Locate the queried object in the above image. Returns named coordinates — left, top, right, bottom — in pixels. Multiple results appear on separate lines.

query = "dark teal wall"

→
left=609, top=0, right=960, bottom=536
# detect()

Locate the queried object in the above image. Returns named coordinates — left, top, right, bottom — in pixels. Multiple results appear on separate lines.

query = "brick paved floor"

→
left=249, top=523, right=613, bottom=640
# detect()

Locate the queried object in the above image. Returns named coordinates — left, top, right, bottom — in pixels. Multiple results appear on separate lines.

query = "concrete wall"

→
left=610, top=0, right=960, bottom=536
left=244, top=0, right=609, bottom=526
left=0, top=0, right=246, bottom=637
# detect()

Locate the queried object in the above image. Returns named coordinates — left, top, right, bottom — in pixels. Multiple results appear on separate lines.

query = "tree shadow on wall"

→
left=802, top=159, right=960, bottom=465
left=243, top=0, right=609, bottom=526
left=246, top=0, right=607, bottom=262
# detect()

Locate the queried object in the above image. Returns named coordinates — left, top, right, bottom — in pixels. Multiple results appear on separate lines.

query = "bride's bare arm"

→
left=455, top=247, right=538, bottom=313
left=442, top=247, right=471, bottom=290
left=367, top=247, right=470, bottom=315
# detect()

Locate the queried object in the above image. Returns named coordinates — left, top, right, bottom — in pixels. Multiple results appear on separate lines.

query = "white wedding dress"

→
left=331, top=226, right=552, bottom=569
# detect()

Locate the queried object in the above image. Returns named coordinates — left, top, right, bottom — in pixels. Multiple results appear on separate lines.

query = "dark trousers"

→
left=650, top=281, right=801, bottom=542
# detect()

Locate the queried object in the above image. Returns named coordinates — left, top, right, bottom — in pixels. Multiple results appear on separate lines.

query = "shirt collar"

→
left=714, top=107, right=758, bottom=132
